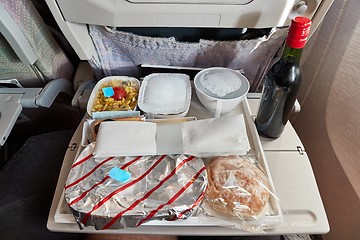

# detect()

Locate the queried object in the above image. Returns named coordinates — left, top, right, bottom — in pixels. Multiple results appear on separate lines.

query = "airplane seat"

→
left=0, top=0, right=75, bottom=86
left=0, top=0, right=84, bottom=239
left=0, top=0, right=85, bottom=159
left=29, top=0, right=80, bottom=67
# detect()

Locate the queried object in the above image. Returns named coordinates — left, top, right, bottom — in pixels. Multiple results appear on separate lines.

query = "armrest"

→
left=0, top=78, right=73, bottom=146
left=71, top=79, right=96, bottom=108
left=35, top=78, right=73, bottom=107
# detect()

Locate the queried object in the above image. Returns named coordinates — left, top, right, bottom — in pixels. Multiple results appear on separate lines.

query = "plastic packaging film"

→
left=138, top=73, right=192, bottom=116
left=197, top=154, right=283, bottom=232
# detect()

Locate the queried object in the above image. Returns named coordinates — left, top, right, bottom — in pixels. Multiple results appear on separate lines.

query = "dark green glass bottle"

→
left=255, top=17, right=311, bottom=139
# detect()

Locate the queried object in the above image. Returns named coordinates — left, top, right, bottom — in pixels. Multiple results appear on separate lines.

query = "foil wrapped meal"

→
left=64, top=143, right=207, bottom=230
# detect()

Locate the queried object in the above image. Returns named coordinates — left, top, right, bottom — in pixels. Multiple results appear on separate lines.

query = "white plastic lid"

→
left=195, top=67, right=249, bottom=100
left=138, top=73, right=191, bottom=115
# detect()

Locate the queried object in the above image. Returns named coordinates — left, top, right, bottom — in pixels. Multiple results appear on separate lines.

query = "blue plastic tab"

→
left=102, top=87, right=114, bottom=97
left=109, top=167, right=131, bottom=183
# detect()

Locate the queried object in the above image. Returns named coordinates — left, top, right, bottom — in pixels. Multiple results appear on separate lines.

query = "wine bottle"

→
left=255, top=16, right=311, bottom=139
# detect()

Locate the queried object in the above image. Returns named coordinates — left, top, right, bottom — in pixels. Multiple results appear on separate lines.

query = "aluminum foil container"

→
left=137, top=73, right=191, bottom=117
left=64, top=143, right=207, bottom=230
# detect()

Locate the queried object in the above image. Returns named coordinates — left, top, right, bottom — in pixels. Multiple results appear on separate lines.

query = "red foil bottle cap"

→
left=286, top=16, right=312, bottom=49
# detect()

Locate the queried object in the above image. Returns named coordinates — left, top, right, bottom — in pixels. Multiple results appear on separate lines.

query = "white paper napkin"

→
left=93, top=121, right=157, bottom=158
left=182, top=114, right=250, bottom=157
left=93, top=114, right=250, bottom=158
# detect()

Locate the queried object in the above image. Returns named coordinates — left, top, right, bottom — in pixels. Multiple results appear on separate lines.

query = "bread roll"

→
left=206, top=155, right=270, bottom=217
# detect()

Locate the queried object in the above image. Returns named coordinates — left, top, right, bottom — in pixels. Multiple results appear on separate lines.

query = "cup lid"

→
left=194, top=67, right=249, bottom=100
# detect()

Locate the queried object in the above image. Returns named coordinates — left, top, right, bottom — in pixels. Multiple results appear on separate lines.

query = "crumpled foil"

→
left=64, top=143, right=207, bottom=230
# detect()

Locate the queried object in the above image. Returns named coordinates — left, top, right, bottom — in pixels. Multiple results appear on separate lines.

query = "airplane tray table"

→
left=47, top=94, right=329, bottom=235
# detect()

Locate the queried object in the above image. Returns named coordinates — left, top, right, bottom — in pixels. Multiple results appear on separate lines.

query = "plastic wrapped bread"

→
left=205, top=155, right=270, bottom=217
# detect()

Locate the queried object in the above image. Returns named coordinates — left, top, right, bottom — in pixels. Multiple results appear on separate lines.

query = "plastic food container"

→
left=138, top=73, right=191, bottom=118
left=87, top=76, right=140, bottom=117
left=194, top=67, right=249, bottom=116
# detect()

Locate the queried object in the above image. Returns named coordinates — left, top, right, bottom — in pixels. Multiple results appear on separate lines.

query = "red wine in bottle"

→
left=255, top=16, right=311, bottom=139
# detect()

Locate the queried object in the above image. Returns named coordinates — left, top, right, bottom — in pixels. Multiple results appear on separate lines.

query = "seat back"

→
left=0, top=0, right=74, bottom=87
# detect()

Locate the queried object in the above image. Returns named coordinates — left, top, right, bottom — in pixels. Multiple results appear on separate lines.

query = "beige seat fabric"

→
left=0, top=0, right=74, bottom=87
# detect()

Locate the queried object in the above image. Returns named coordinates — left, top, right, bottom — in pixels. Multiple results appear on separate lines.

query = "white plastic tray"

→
left=54, top=93, right=283, bottom=227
